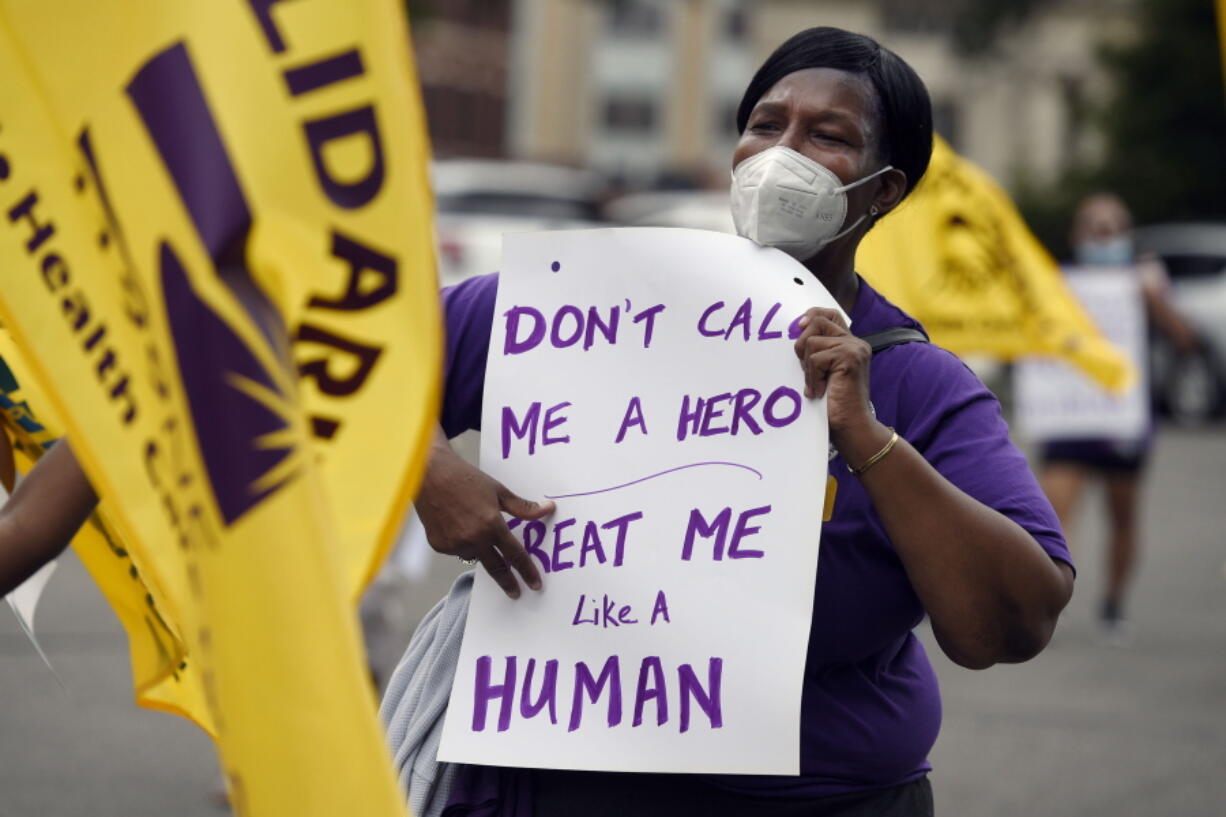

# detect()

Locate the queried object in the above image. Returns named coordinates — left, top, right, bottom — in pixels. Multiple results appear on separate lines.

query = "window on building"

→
left=602, top=94, right=658, bottom=134
left=419, top=0, right=511, bottom=30
left=1060, top=74, right=1090, bottom=167
left=717, top=100, right=741, bottom=137
left=607, top=0, right=664, bottom=36
left=724, top=4, right=748, bottom=41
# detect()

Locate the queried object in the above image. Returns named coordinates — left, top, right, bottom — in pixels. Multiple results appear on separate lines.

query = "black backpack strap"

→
left=860, top=327, right=929, bottom=354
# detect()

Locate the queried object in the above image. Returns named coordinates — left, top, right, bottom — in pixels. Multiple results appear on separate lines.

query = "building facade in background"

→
left=754, top=0, right=1136, bottom=188
left=412, top=0, right=512, bottom=158
left=414, top=0, right=1138, bottom=191
left=506, top=0, right=752, bottom=188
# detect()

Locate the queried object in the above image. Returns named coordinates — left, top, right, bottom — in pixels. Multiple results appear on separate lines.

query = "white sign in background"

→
left=438, top=228, right=844, bottom=775
left=1015, top=267, right=1149, bottom=441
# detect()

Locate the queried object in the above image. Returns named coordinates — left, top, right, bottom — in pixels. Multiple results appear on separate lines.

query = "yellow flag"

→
left=0, top=0, right=440, bottom=813
left=858, top=135, right=1134, bottom=392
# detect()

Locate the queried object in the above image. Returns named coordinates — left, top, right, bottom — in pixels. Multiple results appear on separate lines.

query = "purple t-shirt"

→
left=439, top=272, right=1071, bottom=799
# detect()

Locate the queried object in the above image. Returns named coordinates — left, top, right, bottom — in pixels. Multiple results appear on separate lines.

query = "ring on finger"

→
left=458, top=556, right=478, bottom=566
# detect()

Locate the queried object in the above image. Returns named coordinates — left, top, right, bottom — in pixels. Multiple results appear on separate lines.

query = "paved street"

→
left=925, top=424, right=1226, bottom=816
left=2, top=426, right=1224, bottom=816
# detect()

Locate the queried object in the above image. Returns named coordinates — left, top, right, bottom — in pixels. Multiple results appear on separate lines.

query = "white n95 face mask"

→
left=730, top=146, right=892, bottom=261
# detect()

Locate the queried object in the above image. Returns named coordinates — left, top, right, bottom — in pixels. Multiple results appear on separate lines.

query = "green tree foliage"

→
left=1017, top=0, right=1226, bottom=256
left=1093, top=0, right=1226, bottom=226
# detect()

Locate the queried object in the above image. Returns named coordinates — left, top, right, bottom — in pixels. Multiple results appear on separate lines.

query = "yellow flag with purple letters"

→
left=0, top=0, right=440, bottom=813
left=858, top=136, right=1134, bottom=393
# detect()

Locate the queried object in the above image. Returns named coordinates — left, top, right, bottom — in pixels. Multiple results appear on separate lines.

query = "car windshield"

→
left=1136, top=224, right=1226, bottom=280
left=1160, top=255, right=1226, bottom=280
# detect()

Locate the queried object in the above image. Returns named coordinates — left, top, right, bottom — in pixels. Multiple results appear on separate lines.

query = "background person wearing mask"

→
left=1039, top=192, right=1198, bottom=643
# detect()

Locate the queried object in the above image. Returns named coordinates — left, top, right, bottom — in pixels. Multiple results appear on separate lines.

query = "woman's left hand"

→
left=794, top=307, right=1072, bottom=668
left=793, top=307, right=884, bottom=457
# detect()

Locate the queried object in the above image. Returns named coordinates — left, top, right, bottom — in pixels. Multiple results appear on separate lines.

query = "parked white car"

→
left=603, top=190, right=735, bottom=235
left=432, top=160, right=607, bottom=286
left=1136, top=222, right=1226, bottom=423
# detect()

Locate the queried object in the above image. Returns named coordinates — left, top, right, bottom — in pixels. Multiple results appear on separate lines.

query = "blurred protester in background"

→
left=1040, top=192, right=1199, bottom=643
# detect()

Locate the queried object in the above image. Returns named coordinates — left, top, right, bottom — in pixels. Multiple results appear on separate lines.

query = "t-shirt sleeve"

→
left=439, top=272, right=498, bottom=438
left=891, top=346, right=1073, bottom=570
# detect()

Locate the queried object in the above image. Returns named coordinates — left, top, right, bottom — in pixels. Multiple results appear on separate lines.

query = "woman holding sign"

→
left=414, top=26, right=1073, bottom=817
left=1039, top=192, right=1198, bottom=643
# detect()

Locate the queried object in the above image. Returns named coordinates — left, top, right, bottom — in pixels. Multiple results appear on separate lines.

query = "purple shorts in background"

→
left=1040, top=436, right=1152, bottom=473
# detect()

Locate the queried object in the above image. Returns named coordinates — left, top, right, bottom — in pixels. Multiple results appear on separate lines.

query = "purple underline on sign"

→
left=544, top=461, right=764, bottom=500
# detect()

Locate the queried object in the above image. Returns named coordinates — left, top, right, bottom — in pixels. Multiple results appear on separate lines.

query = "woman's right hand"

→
left=415, top=427, right=553, bottom=599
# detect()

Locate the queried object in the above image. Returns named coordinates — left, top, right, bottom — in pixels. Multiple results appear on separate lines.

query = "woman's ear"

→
left=872, top=168, right=909, bottom=217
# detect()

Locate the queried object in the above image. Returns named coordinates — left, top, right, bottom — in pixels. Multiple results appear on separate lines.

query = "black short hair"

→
left=736, top=27, right=934, bottom=200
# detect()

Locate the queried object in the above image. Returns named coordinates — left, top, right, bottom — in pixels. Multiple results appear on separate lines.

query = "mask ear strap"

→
left=821, top=212, right=870, bottom=247
left=820, top=166, right=893, bottom=247
left=834, top=164, right=893, bottom=194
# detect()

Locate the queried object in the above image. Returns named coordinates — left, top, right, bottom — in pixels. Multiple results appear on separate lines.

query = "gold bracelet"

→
left=848, top=428, right=900, bottom=477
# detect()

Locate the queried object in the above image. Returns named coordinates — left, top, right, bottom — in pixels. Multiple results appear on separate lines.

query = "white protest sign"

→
left=438, top=227, right=844, bottom=775
left=1015, top=267, right=1149, bottom=441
